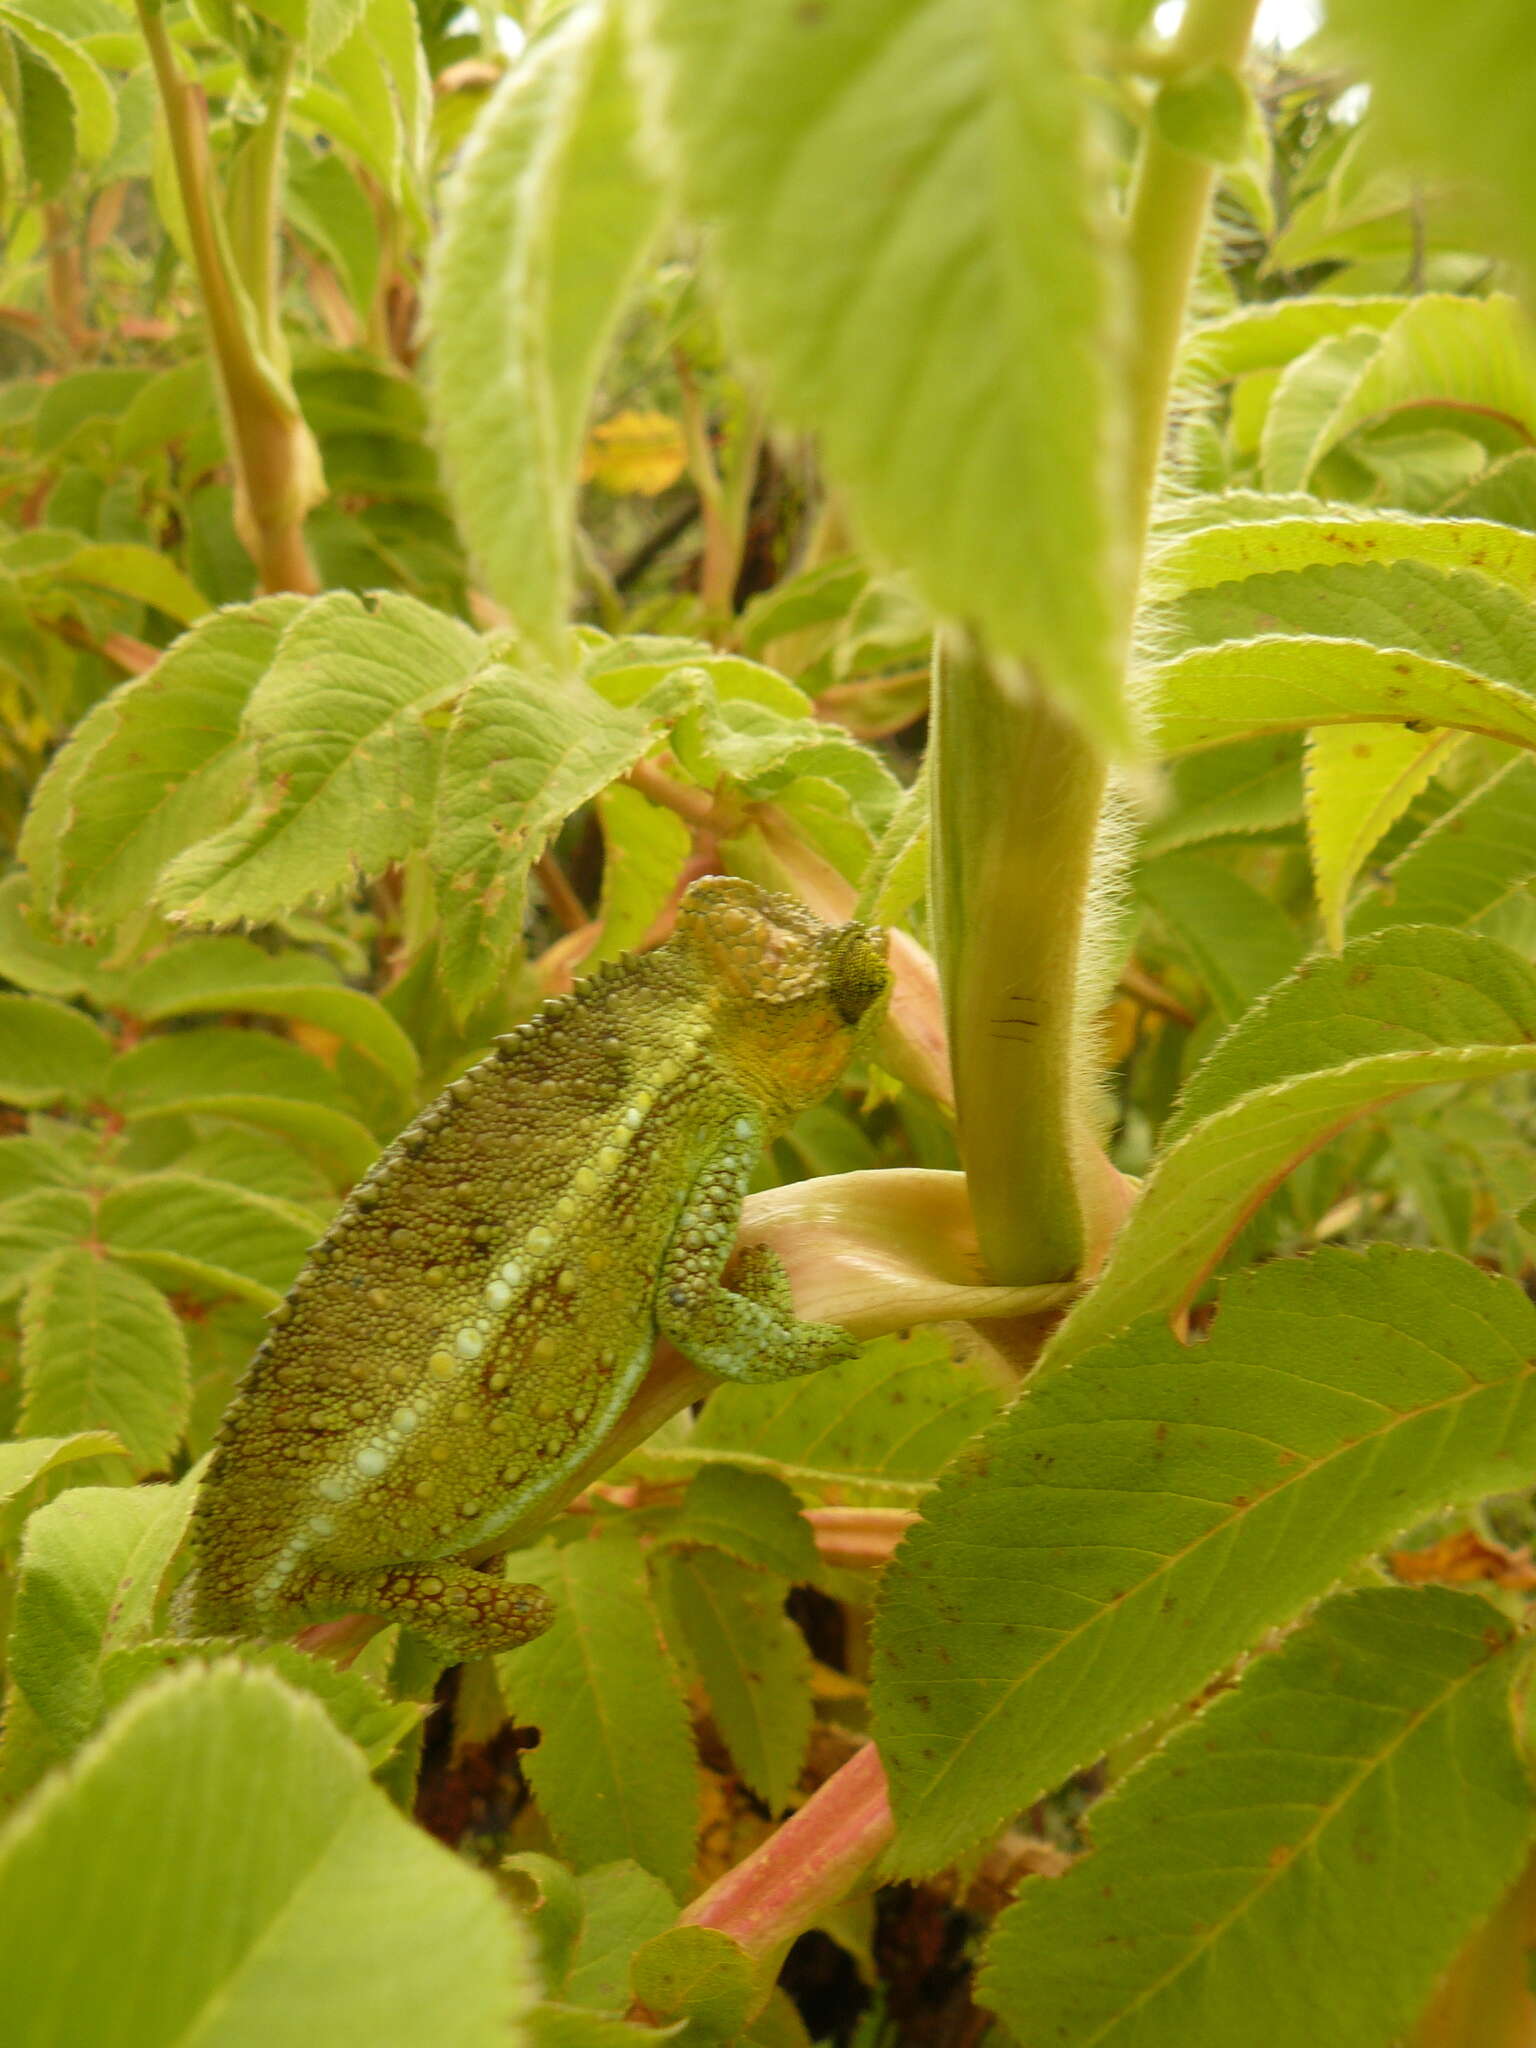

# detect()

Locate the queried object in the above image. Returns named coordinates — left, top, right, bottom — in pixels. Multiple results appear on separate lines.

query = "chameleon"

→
left=189, top=877, right=890, bottom=1660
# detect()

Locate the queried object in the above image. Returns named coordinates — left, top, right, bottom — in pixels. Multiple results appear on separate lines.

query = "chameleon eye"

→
left=829, top=928, right=890, bottom=1027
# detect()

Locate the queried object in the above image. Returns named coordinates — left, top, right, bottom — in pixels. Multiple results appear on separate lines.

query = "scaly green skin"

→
left=190, top=878, right=890, bottom=1659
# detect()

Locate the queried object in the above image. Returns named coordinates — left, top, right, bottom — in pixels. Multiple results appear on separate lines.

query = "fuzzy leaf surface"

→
left=432, top=668, right=692, bottom=1012
left=874, top=1246, right=1536, bottom=1873
left=19, top=598, right=299, bottom=932
left=639, top=0, right=1132, bottom=748
left=1155, top=508, right=1536, bottom=600
left=158, top=592, right=485, bottom=926
left=1305, top=722, right=1459, bottom=948
left=980, top=1587, right=1531, bottom=2048
left=0, top=1663, right=538, bottom=2047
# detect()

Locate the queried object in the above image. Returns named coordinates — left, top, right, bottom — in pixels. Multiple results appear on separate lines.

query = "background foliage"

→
left=5, top=0, right=1536, bottom=2043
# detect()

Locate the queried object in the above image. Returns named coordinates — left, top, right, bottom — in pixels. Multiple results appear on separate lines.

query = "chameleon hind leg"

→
left=283, top=1559, right=555, bottom=1659
left=657, top=1134, right=860, bottom=1385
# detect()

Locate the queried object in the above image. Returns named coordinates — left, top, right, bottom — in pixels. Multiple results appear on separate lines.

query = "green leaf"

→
left=495, top=1531, right=698, bottom=1897
left=1136, top=852, right=1302, bottom=1023
left=11, top=42, right=75, bottom=196
left=686, top=1329, right=1003, bottom=1498
left=106, top=1027, right=381, bottom=1181
left=630, top=1925, right=756, bottom=2045
left=1264, top=293, right=1536, bottom=492
left=873, top=1246, right=1536, bottom=1874
left=19, top=1250, right=190, bottom=1474
left=0, top=1188, right=93, bottom=1308
left=978, top=1587, right=1531, bottom=2048
left=0, top=1433, right=127, bottom=1546
left=1049, top=927, right=1536, bottom=1365
left=1305, top=721, right=1460, bottom=948
left=0, top=994, right=111, bottom=1107
left=8, top=1484, right=165, bottom=1753
left=1330, top=0, right=1536, bottom=288
left=657, top=1550, right=811, bottom=1812
left=1154, top=506, right=1536, bottom=601
left=1140, top=735, right=1304, bottom=856
left=432, top=668, right=692, bottom=1014
left=1184, top=297, right=1406, bottom=386
left=0, top=4, right=113, bottom=161
left=98, top=1641, right=424, bottom=1770
left=661, top=1466, right=819, bottom=1582
left=98, top=1173, right=321, bottom=1309
left=855, top=762, right=929, bottom=926
left=562, top=1862, right=677, bottom=2012
left=428, top=2, right=662, bottom=654
left=0, top=1663, right=539, bottom=2046
left=590, top=784, right=690, bottom=967
left=20, top=597, right=301, bottom=933
left=1260, top=327, right=1385, bottom=492
left=1149, top=634, right=1536, bottom=758
left=113, top=360, right=216, bottom=461
left=98, top=1464, right=204, bottom=1656
left=117, top=937, right=420, bottom=1103
left=158, top=591, right=485, bottom=927
left=37, top=540, right=209, bottom=627
left=640, top=0, right=1132, bottom=750
left=1353, top=753, right=1536, bottom=937
left=1152, top=61, right=1248, bottom=166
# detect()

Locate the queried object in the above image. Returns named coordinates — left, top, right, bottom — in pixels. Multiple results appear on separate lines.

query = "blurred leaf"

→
left=98, top=1173, right=321, bottom=1309
left=0, top=4, right=113, bottom=160
left=429, top=3, right=662, bottom=653
left=106, top=1027, right=381, bottom=1180
left=0, top=994, right=112, bottom=1107
left=581, top=410, right=687, bottom=496
left=630, top=1924, right=756, bottom=2044
left=20, top=1250, right=190, bottom=1473
left=1140, top=735, right=1304, bottom=857
left=1136, top=851, right=1301, bottom=1022
left=0, top=1663, right=540, bottom=2046
left=99, top=1640, right=424, bottom=1769
left=1152, top=61, right=1248, bottom=167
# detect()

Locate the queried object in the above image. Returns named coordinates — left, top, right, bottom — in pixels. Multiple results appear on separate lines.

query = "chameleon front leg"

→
left=656, top=1126, right=860, bottom=1384
left=282, top=1559, right=554, bottom=1660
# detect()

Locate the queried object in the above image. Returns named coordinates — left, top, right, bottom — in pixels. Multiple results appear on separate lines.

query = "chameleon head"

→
left=673, top=877, right=891, bottom=1114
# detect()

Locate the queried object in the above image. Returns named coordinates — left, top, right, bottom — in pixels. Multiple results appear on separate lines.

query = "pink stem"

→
left=680, top=1740, right=894, bottom=1961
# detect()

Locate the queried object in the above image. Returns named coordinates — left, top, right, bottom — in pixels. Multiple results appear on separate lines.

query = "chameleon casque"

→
left=190, top=877, right=891, bottom=1660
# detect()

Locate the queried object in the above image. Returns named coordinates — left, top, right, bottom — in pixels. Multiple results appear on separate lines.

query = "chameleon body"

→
left=190, top=878, right=890, bottom=1659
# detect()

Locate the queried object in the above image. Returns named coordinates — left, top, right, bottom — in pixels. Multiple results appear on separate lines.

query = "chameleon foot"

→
left=290, top=1559, right=555, bottom=1659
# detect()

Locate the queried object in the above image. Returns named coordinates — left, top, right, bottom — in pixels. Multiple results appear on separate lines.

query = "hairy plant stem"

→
left=135, top=1, right=323, bottom=593
left=931, top=0, right=1263, bottom=1289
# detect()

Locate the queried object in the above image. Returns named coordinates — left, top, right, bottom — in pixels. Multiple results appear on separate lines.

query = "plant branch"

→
left=135, top=0, right=323, bottom=593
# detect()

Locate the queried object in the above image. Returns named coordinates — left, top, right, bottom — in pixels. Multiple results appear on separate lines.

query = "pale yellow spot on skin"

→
left=557, top=1268, right=576, bottom=1295
left=534, top=1335, right=558, bottom=1362
left=430, top=1352, right=456, bottom=1380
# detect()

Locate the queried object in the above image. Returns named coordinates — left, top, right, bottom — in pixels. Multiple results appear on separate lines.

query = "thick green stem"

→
left=136, top=1, right=322, bottom=593
left=225, top=44, right=294, bottom=361
left=931, top=635, right=1108, bottom=1284
left=933, top=0, right=1264, bottom=1287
